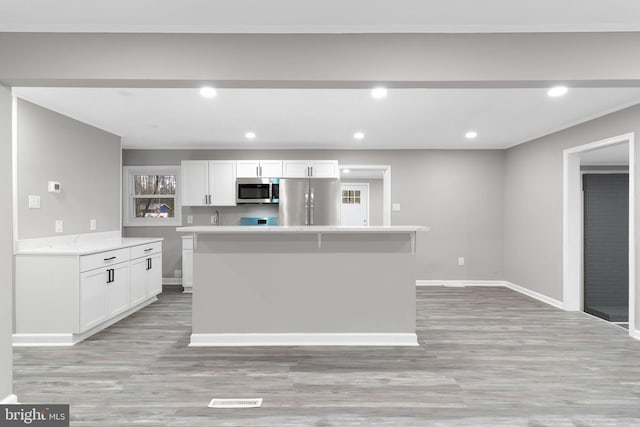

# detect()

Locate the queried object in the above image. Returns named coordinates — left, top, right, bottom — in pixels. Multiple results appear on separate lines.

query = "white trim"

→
left=0, top=394, right=18, bottom=404
left=630, top=328, right=640, bottom=341
left=13, top=296, right=157, bottom=346
left=189, top=333, right=419, bottom=347
left=504, top=281, right=564, bottom=310
left=416, top=280, right=564, bottom=309
left=562, top=132, right=635, bottom=337
left=339, top=164, right=391, bottom=226
left=11, top=93, right=18, bottom=249
left=122, top=165, right=182, bottom=227
left=162, top=278, right=182, bottom=285
left=416, top=280, right=504, bottom=287
left=183, top=286, right=192, bottom=294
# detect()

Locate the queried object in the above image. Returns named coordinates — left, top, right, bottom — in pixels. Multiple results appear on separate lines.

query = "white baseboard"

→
left=163, top=278, right=182, bottom=285
left=183, top=285, right=192, bottom=294
left=189, top=333, right=419, bottom=347
left=630, top=328, right=640, bottom=340
left=416, top=280, right=504, bottom=287
left=416, top=280, right=564, bottom=310
left=0, top=394, right=18, bottom=404
left=503, top=281, right=564, bottom=310
left=13, top=296, right=158, bottom=346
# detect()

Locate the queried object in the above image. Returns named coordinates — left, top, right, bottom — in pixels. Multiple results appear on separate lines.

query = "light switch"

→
left=187, top=215, right=193, bottom=224
left=28, top=195, right=40, bottom=209
left=90, top=219, right=97, bottom=230
left=55, top=220, right=63, bottom=233
left=392, top=203, right=401, bottom=212
left=458, top=257, right=465, bottom=266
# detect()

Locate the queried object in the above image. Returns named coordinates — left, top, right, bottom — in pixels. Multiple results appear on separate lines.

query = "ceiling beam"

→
left=1, top=33, right=640, bottom=88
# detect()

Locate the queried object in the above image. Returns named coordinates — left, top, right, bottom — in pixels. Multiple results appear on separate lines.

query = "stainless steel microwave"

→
left=236, top=178, right=280, bottom=204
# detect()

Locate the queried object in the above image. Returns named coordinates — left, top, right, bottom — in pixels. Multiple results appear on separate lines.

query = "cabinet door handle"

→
left=107, top=268, right=114, bottom=283
left=104, top=256, right=116, bottom=261
left=310, top=166, right=313, bottom=177
left=144, top=248, right=153, bottom=252
left=256, top=166, right=259, bottom=177
left=111, top=269, right=115, bottom=283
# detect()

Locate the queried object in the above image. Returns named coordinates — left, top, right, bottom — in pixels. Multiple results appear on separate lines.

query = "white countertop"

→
left=176, top=225, right=429, bottom=233
left=15, top=237, right=163, bottom=256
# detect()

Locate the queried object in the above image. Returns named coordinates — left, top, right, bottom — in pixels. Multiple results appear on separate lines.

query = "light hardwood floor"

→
left=13, top=287, right=640, bottom=426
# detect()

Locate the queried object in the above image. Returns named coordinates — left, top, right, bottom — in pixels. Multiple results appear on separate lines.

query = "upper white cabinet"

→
left=181, top=160, right=236, bottom=206
left=283, top=160, right=339, bottom=178
left=236, top=160, right=283, bottom=178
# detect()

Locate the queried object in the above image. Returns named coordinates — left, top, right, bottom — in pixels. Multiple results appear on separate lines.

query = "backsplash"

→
left=182, top=204, right=279, bottom=226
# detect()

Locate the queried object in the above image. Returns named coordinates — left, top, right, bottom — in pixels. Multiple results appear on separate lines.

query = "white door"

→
left=107, top=263, right=130, bottom=317
left=181, top=161, right=209, bottom=206
left=147, top=253, right=163, bottom=297
left=340, top=183, right=369, bottom=226
left=260, top=160, right=283, bottom=178
left=130, top=257, right=148, bottom=306
left=283, top=160, right=310, bottom=178
left=236, top=160, right=260, bottom=178
left=209, top=161, right=237, bottom=205
left=310, top=160, right=339, bottom=178
left=80, top=268, right=108, bottom=332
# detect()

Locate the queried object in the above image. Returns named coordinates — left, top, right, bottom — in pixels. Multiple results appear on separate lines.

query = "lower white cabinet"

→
left=14, top=238, right=163, bottom=346
left=80, top=261, right=130, bottom=332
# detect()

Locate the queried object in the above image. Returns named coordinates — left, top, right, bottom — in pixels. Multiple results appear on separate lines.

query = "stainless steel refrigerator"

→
left=278, top=178, right=341, bottom=226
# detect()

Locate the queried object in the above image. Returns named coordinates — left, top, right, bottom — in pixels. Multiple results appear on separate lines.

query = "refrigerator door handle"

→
left=310, top=190, right=315, bottom=225
left=304, top=192, right=310, bottom=225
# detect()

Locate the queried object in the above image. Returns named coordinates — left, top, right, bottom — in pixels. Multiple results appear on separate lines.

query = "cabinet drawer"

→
left=80, top=248, right=130, bottom=273
left=130, top=241, right=163, bottom=259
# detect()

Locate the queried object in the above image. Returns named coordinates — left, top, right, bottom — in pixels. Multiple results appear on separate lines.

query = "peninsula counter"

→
left=177, top=226, right=428, bottom=347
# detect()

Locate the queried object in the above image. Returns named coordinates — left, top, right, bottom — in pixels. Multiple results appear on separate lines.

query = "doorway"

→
left=340, top=183, right=369, bottom=226
left=583, top=173, right=629, bottom=323
left=563, top=133, right=636, bottom=337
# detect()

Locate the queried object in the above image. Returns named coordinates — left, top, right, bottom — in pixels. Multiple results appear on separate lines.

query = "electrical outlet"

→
left=90, top=219, right=97, bottom=230
left=187, top=215, right=193, bottom=224
left=55, top=220, right=63, bottom=233
left=392, top=203, right=401, bottom=212
left=458, top=257, right=465, bottom=266
left=28, top=195, right=40, bottom=209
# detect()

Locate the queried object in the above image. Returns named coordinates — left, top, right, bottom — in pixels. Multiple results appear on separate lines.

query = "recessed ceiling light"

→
left=245, top=131, right=256, bottom=140
left=199, top=86, right=217, bottom=98
left=371, top=87, right=388, bottom=99
left=547, top=86, right=568, bottom=97
left=353, top=132, right=365, bottom=140
left=465, top=131, right=478, bottom=139
left=342, top=169, right=351, bottom=174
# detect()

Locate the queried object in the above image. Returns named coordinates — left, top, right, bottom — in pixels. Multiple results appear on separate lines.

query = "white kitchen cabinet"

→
left=181, top=235, right=193, bottom=294
left=14, top=236, right=163, bottom=346
left=181, top=160, right=236, bottom=206
left=236, top=160, right=283, bottom=178
left=282, top=160, right=339, bottom=178
left=181, top=160, right=209, bottom=206
left=130, top=242, right=163, bottom=304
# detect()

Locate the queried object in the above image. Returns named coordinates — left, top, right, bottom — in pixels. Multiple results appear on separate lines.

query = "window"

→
left=123, top=166, right=181, bottom=226
left=341, top=189, right=361, bottom=204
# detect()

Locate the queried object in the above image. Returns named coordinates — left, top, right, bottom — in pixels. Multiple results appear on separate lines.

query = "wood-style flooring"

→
left=13, top=287, right=640, bottom=426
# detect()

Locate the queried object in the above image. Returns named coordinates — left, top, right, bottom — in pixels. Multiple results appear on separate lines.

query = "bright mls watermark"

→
left=1, top=405, right=69, bottom=426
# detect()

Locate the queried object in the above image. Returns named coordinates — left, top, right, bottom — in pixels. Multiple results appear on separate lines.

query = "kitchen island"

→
left=177, top=225, right=428, bottom=346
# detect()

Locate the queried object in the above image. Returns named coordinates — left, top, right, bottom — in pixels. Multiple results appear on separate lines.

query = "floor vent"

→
left=208, top=398, right=263, bottom=409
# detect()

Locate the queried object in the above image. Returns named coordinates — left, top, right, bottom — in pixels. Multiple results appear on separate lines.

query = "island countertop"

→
left=177, top=225, right=429, bottom=233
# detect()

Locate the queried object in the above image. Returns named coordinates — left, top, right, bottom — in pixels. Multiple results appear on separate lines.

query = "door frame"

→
left=340, top=182, right=370, bottom=226
left=563, top=132, right=635, bottom=337
left=339, top=164, right=391, bottom=225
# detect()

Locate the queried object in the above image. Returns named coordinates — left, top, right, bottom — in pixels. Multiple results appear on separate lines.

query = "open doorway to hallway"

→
left=564, top=134, right=635, bottom=335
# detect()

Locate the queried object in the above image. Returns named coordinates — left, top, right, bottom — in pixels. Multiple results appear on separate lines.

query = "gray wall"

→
left=342, top=178, right=384, bottom=226
left=16, top=99, right=121, bottom=239
left=0, top=85, right=13, bottom=400
left=123, top=149, right=505, bottom=281
left=504, top=103, right=640, bottom=302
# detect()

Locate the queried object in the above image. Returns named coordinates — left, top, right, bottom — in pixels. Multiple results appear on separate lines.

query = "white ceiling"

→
left=13, top=87, right=640, bottom=150
left=2, top=0, right=640, bottom=33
